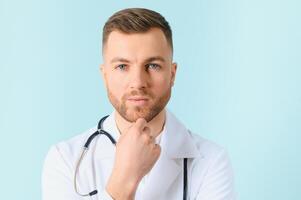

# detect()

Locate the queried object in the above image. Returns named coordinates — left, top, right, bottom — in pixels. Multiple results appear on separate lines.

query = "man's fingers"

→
left=134, top=118, right=147, bottom=132
left=143, top=126, right=151, bottom=135
left=141, top=132, right=155, bottom=144
left=153, top=143, right=161, bottom=157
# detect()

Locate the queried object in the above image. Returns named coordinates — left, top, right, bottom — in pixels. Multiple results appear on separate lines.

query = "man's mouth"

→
left=127, top=96, right=149, bottom=105
left=128, top=96, right=149, bottom=101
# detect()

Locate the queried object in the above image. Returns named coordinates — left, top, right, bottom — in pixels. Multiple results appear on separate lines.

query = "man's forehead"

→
left=102, top=28, right=172, bottom=63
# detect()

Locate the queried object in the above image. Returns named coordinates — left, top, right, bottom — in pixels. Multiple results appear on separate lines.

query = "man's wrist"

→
left=106, top=174, right=139, bottom=200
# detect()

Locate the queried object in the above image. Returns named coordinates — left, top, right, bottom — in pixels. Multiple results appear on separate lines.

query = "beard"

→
left=107, top=86, right=171, bottom=123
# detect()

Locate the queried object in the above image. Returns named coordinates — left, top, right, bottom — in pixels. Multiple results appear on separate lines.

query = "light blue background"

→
left=1, top=0, right=300, bottom=199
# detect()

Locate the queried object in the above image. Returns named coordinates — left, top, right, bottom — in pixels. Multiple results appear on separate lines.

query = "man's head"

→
left=100, top=8, right=177, bottom=123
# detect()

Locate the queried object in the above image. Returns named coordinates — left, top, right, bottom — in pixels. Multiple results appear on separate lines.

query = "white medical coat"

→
left=42, top=110, right=236, bottom=200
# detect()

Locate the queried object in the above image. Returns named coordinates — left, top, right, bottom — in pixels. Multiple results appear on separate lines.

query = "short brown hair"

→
left=102, top=8, right=173, bottom=52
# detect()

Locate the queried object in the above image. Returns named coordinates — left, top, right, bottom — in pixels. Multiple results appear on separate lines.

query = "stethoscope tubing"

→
left=74, top=115, right=188, bottom=200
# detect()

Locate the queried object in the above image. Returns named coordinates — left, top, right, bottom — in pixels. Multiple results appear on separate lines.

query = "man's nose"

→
left=129, top=67, right=148, bottom=89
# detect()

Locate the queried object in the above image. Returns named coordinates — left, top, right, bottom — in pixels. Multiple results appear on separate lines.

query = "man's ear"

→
left=171, top=62, right=177, bottom=86
left=99, top=64, right=107, bottom=87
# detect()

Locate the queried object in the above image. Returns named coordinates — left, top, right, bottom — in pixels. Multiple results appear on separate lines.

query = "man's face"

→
left=101, top=28, right=177, bottom=122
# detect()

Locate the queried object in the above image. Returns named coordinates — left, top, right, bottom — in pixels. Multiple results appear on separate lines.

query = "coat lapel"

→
left=93, top=110, right=200, bottom=199
left=141, top=153, right=181, bottom=199
left=142, top=110, right=200, bottom=199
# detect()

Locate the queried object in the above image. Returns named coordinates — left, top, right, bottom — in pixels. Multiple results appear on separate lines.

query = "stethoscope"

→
left=74, top=115, right=188, bottom=200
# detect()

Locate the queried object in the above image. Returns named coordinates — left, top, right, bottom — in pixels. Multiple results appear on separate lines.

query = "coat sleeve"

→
left=42, top=145, right=114, bottom=200
left=195, top=149, right=237, bottom=200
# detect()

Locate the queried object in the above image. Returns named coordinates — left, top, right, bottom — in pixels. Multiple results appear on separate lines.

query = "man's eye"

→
left=116, top=64, right=127, bottom=71
left=147, top=63, right=161, bottom=70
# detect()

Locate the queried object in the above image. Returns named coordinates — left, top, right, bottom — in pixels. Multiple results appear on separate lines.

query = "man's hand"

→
left=106, top=118, right=161, bottom=200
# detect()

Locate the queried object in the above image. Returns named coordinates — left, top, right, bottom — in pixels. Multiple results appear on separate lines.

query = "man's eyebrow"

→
left=145, top=56, right=166, bottom=63
left=110, top=56, right=166, bottom=64
left=110, top=57, right=130, bottom=64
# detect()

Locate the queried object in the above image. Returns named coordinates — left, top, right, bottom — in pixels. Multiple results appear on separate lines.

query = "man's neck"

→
left=114, top=109, right=166, bottom=138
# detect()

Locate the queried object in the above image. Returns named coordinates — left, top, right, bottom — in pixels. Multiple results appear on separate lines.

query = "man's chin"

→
left=125, top=108, right=150, bottom=122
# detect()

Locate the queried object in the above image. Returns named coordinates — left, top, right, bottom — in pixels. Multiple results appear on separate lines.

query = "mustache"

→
left=123, top=89, right=154, bottom=99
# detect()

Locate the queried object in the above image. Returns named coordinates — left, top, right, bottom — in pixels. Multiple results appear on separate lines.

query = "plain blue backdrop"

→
left=1, top=0, right=300, bottom=199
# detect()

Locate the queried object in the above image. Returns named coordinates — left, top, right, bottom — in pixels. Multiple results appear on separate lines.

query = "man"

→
left=42, top=8, right=236, bottom=200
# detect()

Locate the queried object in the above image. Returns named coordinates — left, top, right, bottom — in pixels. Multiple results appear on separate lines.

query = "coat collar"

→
left=142, top=110, right=200, bottom=199
left=161, top=110, right=200, bottom=158
left=96, top=109, right=201, bottom=199
left=98, top=109, right=200, bottom=159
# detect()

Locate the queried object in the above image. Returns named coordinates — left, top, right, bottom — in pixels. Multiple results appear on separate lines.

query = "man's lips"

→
left=127, top=96, right=150, bottom=105
left=127, top=96, right=149, bottom=101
